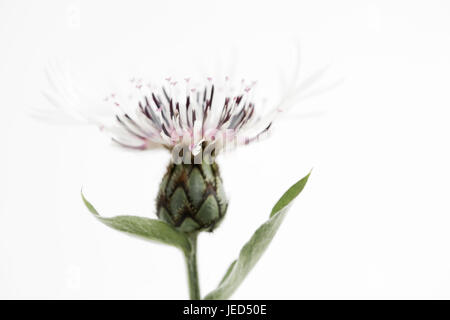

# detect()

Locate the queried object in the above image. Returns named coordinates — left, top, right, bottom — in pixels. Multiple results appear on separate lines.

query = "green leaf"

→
left=219, top=260, right=237, bottom=286
left=270, top=170, right=312, bottom=217
left=204, top=172, right=311, bottom=300
left=81, top=191, right=191, bottom=254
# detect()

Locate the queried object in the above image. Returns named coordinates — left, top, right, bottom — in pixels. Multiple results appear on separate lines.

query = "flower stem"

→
left=185, top=233, right=200, bottom=300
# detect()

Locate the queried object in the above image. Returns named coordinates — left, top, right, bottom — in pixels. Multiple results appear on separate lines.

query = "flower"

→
left=36, top=59, right=335, bottom=233
left=100, top=76, right=273, bottom=156
left=37, top=58, right=336, bottom=159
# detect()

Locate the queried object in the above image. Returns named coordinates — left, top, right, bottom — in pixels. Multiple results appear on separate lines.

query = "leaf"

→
left=270, top=170, right=311, bottom=217
left=219, top=260, right=237, bottom=286
left=204, top=172, right=311, bottom=300
left=81, top=191, right=191, bottom=254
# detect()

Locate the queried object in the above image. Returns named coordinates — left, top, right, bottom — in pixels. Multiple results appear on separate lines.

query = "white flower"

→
left=100, top=76, right=273, bottom=155
left=36, top=58, right=337, bottom=156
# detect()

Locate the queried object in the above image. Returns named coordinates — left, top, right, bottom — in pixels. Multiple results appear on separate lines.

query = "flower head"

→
left=102, top=76, right=271, bottom=156
left=37, top=58, right=336, bottom=160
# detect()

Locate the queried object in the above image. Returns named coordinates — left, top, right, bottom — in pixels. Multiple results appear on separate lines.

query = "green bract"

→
left=156, top=161, right=228, bottom=233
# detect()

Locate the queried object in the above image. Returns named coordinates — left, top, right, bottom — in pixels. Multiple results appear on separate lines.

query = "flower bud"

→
left=156, top=161, right=228, bottom=233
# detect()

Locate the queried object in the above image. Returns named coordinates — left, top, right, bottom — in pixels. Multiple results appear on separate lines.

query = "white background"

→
left=1, top=0, right=450, bottom=299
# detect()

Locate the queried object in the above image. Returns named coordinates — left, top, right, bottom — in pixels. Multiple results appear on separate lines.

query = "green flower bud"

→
left=156, top=161, right=228, bottom=233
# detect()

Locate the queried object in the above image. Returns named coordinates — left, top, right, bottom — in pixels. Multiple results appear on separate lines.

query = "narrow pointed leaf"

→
left=204, top=172, right=310, bottom=300
left=81, top=191, right=191, bottom=254
left=219, top=260, right=237, bottom=286
left=270, top=170, right=311, bottom=217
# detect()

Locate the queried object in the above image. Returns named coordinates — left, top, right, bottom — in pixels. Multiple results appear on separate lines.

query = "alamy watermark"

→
left=170, top=129, right=270, bottom=164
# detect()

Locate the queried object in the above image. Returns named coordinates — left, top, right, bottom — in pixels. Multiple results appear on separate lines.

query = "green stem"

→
left=185, top=233, right=200, bottom=300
